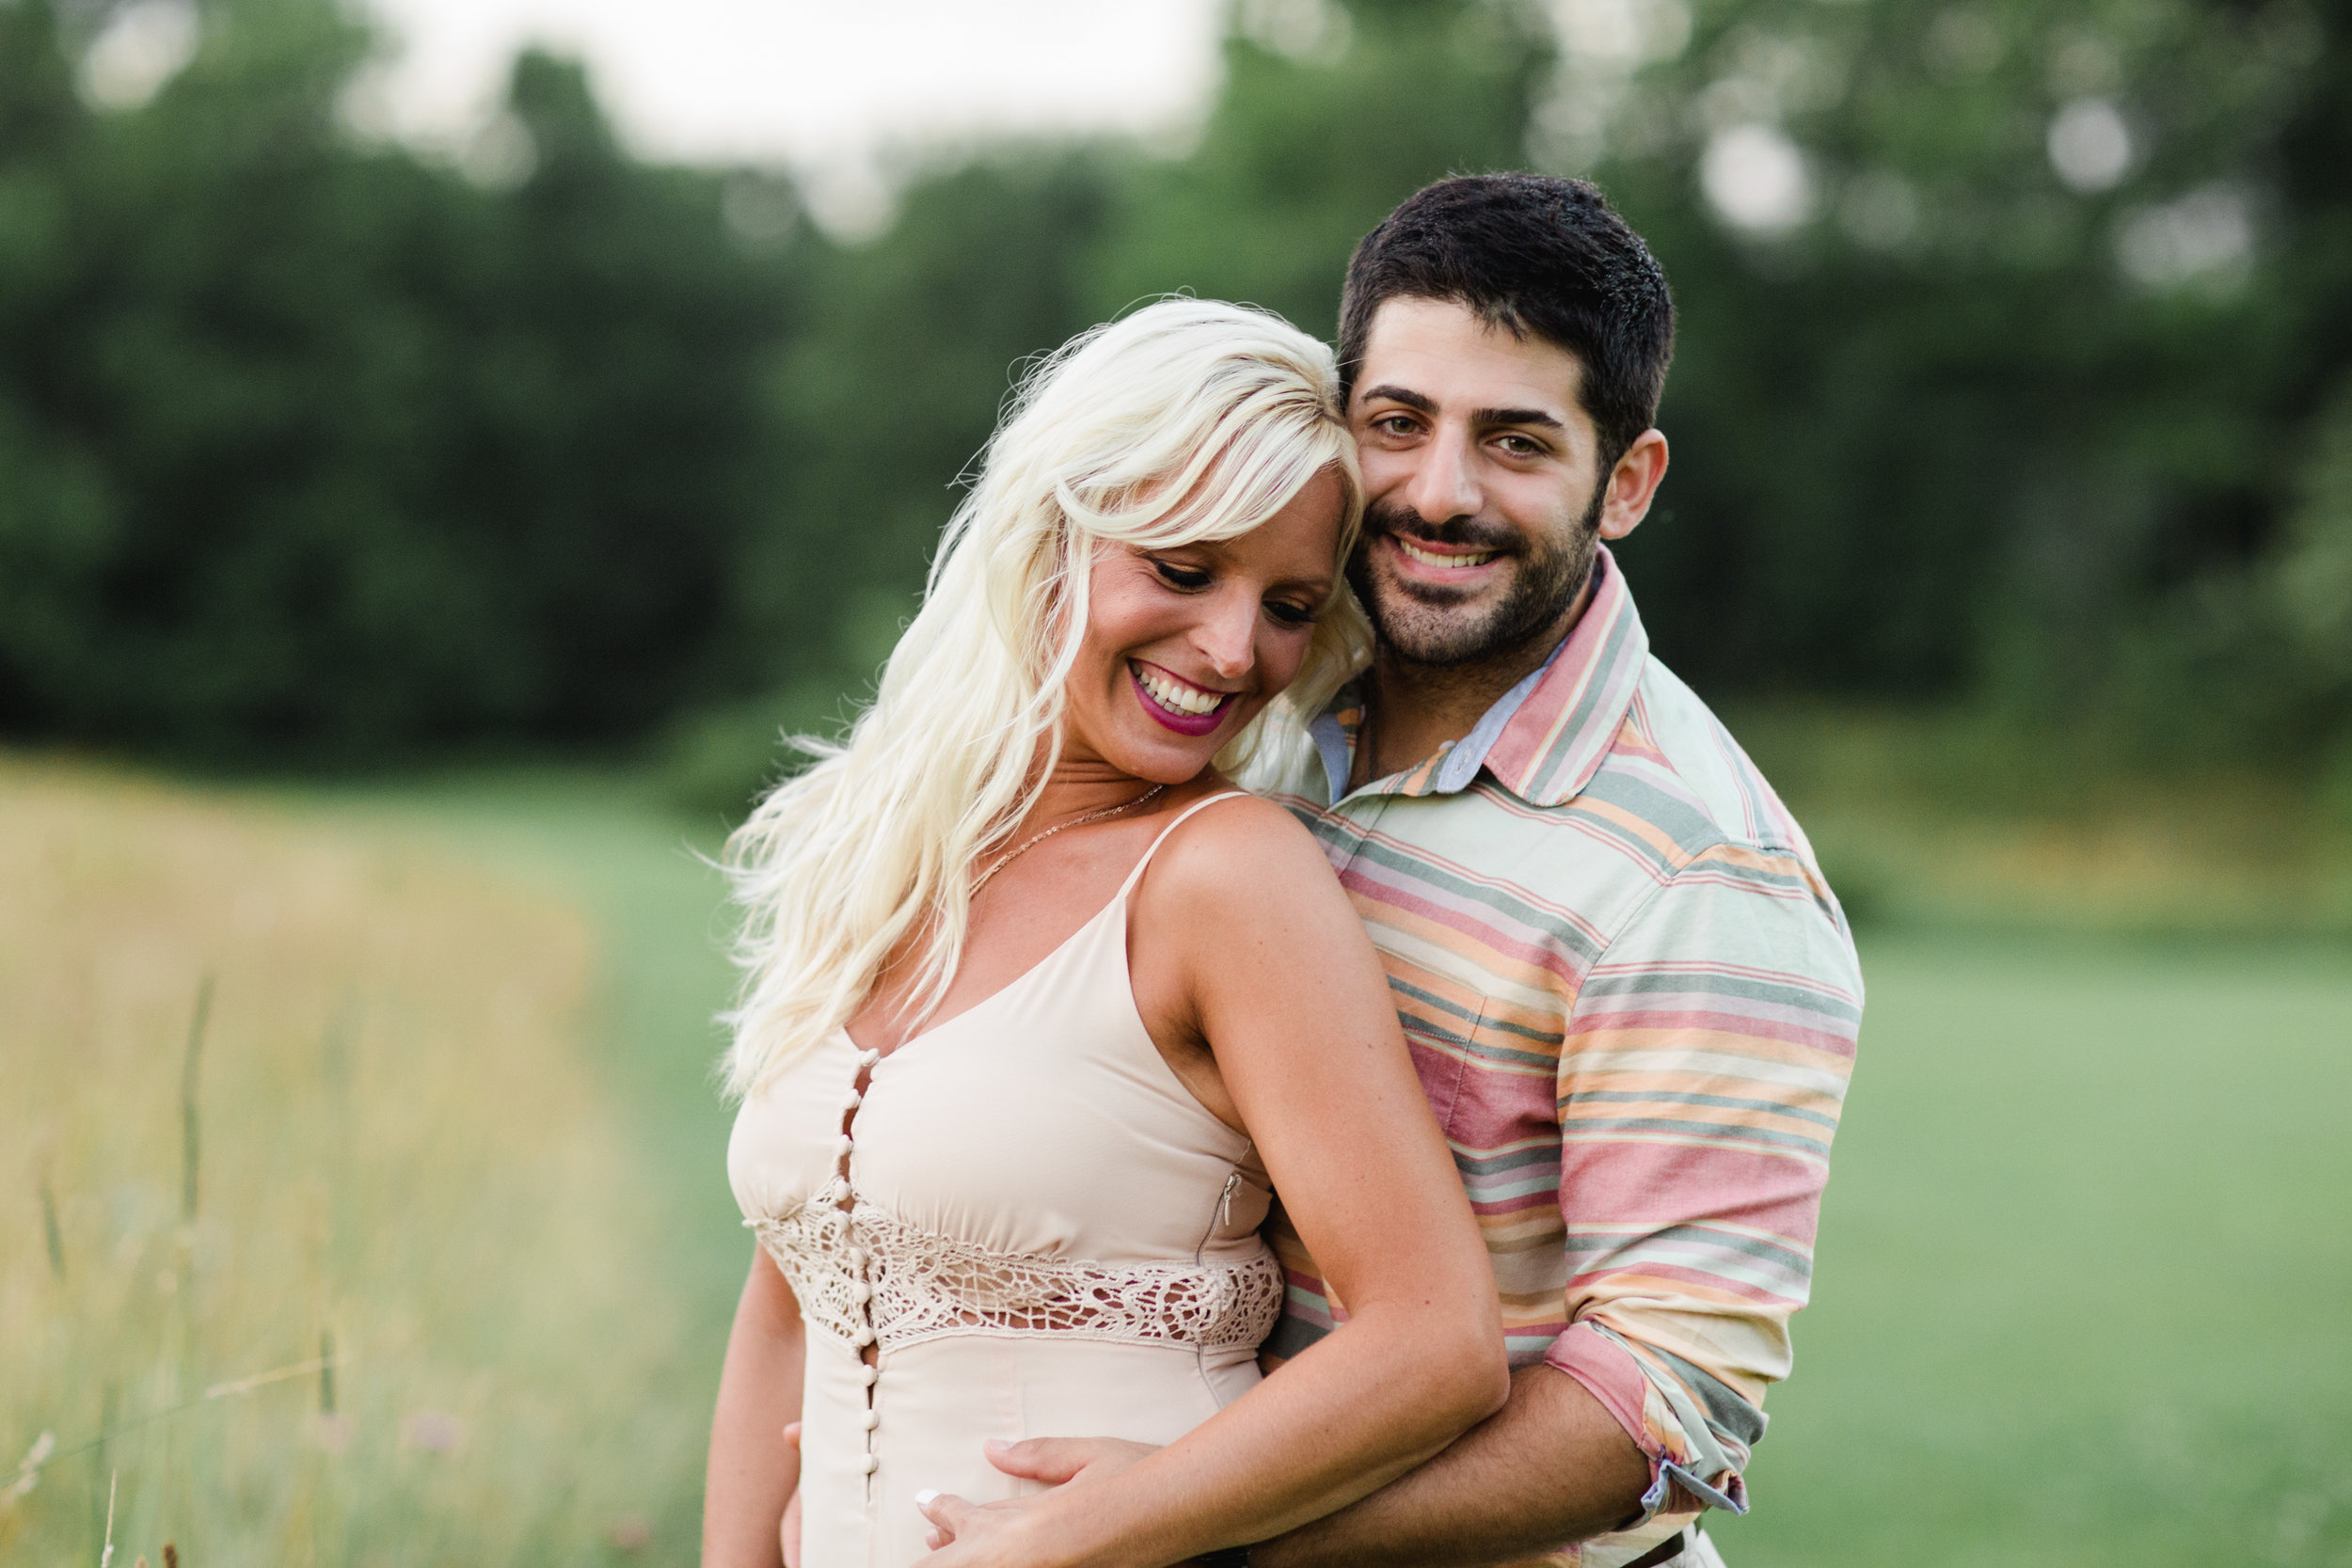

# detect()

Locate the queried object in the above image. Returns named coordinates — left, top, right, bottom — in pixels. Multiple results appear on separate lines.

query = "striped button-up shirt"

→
left=1258, top=548, right=1862, bottom=1564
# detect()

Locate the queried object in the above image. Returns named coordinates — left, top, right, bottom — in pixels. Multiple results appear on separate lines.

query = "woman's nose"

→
left=1195, top=588, right=1258, bottom=681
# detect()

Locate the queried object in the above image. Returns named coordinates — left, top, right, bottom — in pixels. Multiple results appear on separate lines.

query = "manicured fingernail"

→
left=914, top=1488, right=939, bottom=1507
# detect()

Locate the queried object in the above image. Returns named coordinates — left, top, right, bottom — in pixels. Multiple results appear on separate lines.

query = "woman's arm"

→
left=919, top=798, right=1511, bottom=1567
left=704, top=1244, right=806, bottom=1568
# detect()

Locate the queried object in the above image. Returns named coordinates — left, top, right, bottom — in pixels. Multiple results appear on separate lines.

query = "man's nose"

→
left=1196, top=587, right=1258, bottom=681
left=1401, top=424, right=1482, bottom=525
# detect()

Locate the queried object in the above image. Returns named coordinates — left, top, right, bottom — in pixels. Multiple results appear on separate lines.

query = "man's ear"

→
left=1597, top=429, right=1669, bottom=542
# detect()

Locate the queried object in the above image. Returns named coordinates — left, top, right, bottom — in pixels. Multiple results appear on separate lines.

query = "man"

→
left=946, top=174, right=1863, bottom=1567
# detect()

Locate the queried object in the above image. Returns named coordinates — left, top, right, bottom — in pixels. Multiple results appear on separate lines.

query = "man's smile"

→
left=1392, top=537, right=1501, bottom=570
left=1377, top=531, right=1512, bottom=591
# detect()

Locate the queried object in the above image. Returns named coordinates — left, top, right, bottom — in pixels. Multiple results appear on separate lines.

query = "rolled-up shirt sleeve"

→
left=1541, top=837, right=1862, bottom=1523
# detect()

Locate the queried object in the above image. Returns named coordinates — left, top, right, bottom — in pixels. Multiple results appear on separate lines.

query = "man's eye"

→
left=1496, top=435, right=1543, bottom=456
left=1375, top=416, right=1418, bottom=437
left=1153, top=561, right=1212, bottom=591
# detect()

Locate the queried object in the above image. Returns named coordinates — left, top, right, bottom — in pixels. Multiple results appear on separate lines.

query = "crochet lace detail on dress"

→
left=748, top=1178, right=1282, bottom=1354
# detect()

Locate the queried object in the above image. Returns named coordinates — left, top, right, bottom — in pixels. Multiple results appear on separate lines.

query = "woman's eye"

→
left=1152, top=561, right=1212, bottom=591
left=1265, top=599, right=1318, bottom=627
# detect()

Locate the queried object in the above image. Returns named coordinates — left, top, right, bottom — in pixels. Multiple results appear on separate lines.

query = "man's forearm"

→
left=1248, top=1363, right=1652, bottom=1568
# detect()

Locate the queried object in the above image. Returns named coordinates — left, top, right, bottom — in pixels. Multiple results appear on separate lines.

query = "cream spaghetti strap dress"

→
left=727, top=793, right=1281, bottom=1568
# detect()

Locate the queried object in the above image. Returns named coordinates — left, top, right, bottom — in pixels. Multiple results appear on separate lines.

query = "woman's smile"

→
left=1129, top=659, right=1238, bottom=736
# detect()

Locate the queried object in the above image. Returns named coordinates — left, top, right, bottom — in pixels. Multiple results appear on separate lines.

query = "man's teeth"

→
left=1135, top=665, right=1226, bottom=717
left=1396, top=539, right=1499, bottom=569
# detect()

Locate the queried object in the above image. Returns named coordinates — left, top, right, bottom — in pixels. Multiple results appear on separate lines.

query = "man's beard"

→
left=1348, top=482, right=1606, bottom=669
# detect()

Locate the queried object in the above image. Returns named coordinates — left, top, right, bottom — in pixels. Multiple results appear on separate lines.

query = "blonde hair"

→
left=722, top=298, right=1370, bottom=1096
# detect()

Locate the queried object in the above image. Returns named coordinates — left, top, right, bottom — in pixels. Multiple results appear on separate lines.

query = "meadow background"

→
left=6, top=0, right=2351, bottom=1563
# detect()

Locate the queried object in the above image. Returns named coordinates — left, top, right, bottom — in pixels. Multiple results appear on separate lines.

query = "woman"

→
left=707, top=299, right=1506, bottom=1568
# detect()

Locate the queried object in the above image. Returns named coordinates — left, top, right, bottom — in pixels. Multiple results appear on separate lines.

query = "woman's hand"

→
left=914, top=1486, right=1044, bottom=1560
left=915, top=1437, right=1166, bottom=1561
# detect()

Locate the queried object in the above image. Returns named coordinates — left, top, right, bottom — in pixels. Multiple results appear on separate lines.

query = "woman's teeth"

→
left=1396, top=538, right=1499, bottom=569
left=1134, top=664, right=1226, bottom=716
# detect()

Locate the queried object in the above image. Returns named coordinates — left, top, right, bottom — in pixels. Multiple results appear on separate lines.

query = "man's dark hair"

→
left=1338, top=173, right=1676, bottom=466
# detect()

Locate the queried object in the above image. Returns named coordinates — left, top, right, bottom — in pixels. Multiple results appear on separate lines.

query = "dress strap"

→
left=1116, top=790, right=1251, bottom=899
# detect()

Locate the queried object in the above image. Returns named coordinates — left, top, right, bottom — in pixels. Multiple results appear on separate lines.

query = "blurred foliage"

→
left=1578, top=0, right=2352, bottom=740
left=1, top=0, right=2348, bottom=785
left=0, top=0, right=803, bottom=753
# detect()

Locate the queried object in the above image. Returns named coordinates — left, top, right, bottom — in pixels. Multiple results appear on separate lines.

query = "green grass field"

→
left=14, top=759, right=2350, bottom=1564
left=1713, top=935, right=2352, bottom=1567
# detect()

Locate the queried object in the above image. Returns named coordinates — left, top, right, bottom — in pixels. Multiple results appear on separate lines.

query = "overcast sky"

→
left=353, top=0, right=1227, bottom=173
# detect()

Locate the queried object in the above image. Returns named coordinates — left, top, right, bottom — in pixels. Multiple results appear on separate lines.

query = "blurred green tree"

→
left=6, top=0, right=2350, bottom=780
left=1084, top=0, right=1554, bottom=331
left=0, top=0, right=806, bottom=754
left=1568, top=0, right=2351, bottom=751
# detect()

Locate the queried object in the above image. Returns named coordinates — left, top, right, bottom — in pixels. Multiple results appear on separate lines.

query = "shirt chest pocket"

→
left=1375, top=947, right=1564, bottom=1145
left=1396, top=1014, right=1478, bottom=1133
left=1422, top=1001, right=1568, bottom=1151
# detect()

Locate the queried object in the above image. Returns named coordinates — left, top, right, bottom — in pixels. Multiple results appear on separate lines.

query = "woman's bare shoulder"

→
left=1134, top=789, right=1394, bottom=1051
left=1137, top=790, right=1346, bottom=922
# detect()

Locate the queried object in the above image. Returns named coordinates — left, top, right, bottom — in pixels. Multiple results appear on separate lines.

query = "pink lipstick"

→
left=1129, top=661, right=1234, bottom=736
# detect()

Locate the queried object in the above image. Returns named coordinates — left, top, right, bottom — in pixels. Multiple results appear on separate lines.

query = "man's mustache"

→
left=1360, top=500, right=1518, bottom=556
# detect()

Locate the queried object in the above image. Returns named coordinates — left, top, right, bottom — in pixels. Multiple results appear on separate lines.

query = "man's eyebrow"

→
left=1358, top=384, right=1436, bottom=413
left=1471, top=406, right=1568, bottom=433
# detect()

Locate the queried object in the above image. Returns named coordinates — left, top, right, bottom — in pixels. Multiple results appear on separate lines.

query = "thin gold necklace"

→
left=970, top=784, right=1168, bottom=896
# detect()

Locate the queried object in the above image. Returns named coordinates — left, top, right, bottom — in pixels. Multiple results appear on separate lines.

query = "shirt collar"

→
left=1311, top=545, right=1650, bottom=808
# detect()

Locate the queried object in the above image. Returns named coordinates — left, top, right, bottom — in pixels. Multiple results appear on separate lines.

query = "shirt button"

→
left=852, top=1282, right=872, bottom=1305
left=834, top=1133, right=854, bottom=1158
left=853, top=1324, right=875, bottom=1347
left=848, top=1247, right=868, bottom=1269
left=857, top=1048, right=882, bottom=1068
left=863, top=1410, right=880, bottom=1431
left=861, top=1453, right=879, bottom=1475
left=860, top=1364, right=879, bottom=1386
left=842, top=1089, right=863, bottom=1110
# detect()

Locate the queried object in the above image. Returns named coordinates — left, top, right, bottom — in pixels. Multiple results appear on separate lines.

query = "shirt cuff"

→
left=1543, top=1323, right=1750, bottom=1524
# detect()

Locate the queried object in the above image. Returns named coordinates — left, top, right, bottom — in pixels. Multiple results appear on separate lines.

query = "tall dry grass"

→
left=2, top=756, right=703, bottom=1564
